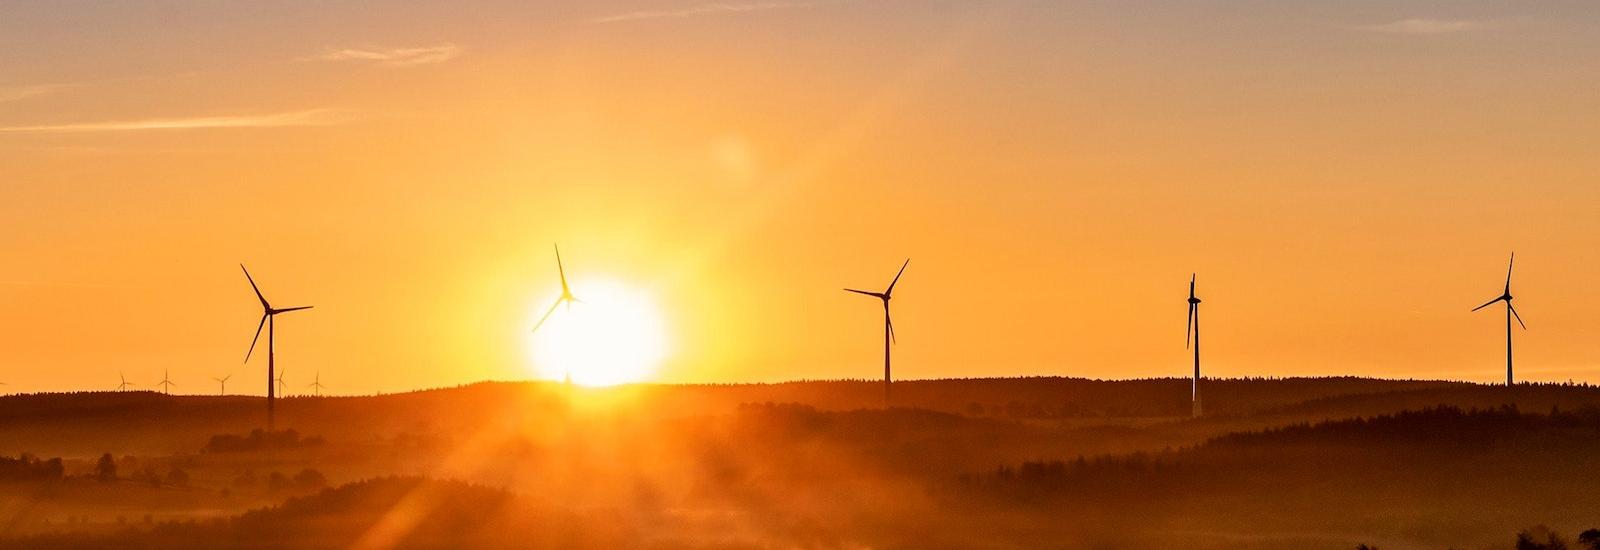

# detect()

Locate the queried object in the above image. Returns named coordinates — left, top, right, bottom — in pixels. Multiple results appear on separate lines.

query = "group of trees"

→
left=1509, top=526, right=1600, bottom=550
left=93, top=453, right=189, bottom=487
left=0, top=453, right=64, bottom=481
left=202, top=428, right=325, bottom=453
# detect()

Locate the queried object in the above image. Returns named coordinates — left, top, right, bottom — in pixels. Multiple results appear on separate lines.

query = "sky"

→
left=2, top=0, right=1599, bottom=394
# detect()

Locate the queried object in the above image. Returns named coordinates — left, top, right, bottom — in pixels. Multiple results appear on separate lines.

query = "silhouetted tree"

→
left=166, top=467, right=190, bottom=487
left=268, top=471, right=289, bottom=491
left=293, top=468, right=327, bottom=489
left=1577, top=529, right=1600, bottom=550
left=140, top=465, right=162, bottom=488
left=1517, top=526, right=1569, bottom=550
left=94, top=452, right=116, bottom=483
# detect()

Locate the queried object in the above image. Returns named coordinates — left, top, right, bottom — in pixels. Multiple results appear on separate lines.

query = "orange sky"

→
left=2, top=1, right=1599, bottom=394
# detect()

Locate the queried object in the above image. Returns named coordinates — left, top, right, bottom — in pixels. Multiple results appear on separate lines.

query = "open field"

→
left=3, top=377, right=1599, bottom=549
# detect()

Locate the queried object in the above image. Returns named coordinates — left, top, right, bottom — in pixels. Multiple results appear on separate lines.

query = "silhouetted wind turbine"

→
left=845, top=259, right=909, bottom=408
left=531, top=244, right=580, bottom=384
left=1185, top=274, right=1202, bottom=417
left=1472, top=253, right=1526, bottom=386
left=157, top=369, right=176, bottom=395
left=213, top=374, right=231, bottom=396
left=242, top=264, right=313, bottom=430
left=275, top=368, right=288, bottom=397
left=307, top=371, right=325, bottom=397
left=116, top=372, right=134, bottom=392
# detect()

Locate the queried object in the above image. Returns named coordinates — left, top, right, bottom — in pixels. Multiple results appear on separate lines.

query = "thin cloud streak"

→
left=1355, top=18, right=1495, bottom=35
left=0, top=109, right=348, bottom=133
left=0, top=84, right=73, bottom=103
left=593, top=1, right=822, bottom=23
left=0, top=280, right=117, bottom=288
left=315, top=45, right=461, bottom=66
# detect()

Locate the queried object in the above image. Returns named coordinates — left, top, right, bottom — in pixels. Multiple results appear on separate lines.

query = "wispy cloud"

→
left=0, top=109, right=348, bottom=133
left=0, top=84, right=73, bottom=103
left=314, top=44, right=461, bottom=66
left=593, top=1, right=822, bottom=24
left=0, top=280, right=116, bottom=288
left=1354, top=18, right=1495, bottom=35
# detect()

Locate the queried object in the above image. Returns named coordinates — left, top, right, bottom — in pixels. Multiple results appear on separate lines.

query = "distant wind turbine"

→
left=845, top=259, right=909, bottom=408
left=276, top=368, right=288, bottom=397
left=157, top=369, right=176, bottom=395
left=531, top=244, right=580, bottom=384
left=1185, top=274, right=1203, bottom=417
left=213, top=374, right=231, bottom=396
left=242, top=264, right=314, bottom=430
left=307, top=371, right=325, bottom=397
left=116, top=372, right=135, bottom=392
left=1472, top=253, right=1526, bottom=386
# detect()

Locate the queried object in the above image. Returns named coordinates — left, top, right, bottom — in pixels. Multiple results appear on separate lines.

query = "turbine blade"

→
left=1505, top=252, right=1515, bottom=292
left=886, top=312, right=896, bottom=345
left=555, top=244, right=571, bottom=294
left=531, top=299, right=561, bottom=333
left=844, top=288, right=886, bottom=298
left=1189, top=273, right=1196, bottom=299
left=244, top=314, right=268, bottom=363
left=884, top=259, right=910, bottom=296
left=276, top=305, right=314, bottom=313
left=1510, top=303, right=1527, bottom=330
left=1471, top=296, right=1503, bottom=312
left=241, top=264, right=270, bottom=309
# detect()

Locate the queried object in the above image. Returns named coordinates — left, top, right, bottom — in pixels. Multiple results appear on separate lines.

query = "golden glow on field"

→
left=528, top=279, right=668, bottom=387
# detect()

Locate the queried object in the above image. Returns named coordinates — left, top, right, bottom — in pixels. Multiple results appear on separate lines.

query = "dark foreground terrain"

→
left=2, top=377, right=1598, bottom=549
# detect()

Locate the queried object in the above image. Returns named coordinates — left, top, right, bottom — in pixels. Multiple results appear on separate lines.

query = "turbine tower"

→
left=157, top=369, right=176, bottom=395
left=116, top=372, right=134, bottom=392
left=1472, top=253, right=1526, bottom=386
left=242, top=264, right=314, bottom=431
left=845, top=259, right=909, bottom=408
left=213, top=374, right=231, bottom=396
left=1185, top=274, right=1202, bottom=417
left=531, top=244, right=580, bottom=385
left=308, top=371, right=326, bottom=397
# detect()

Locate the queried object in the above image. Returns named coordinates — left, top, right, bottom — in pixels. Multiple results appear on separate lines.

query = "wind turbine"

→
left=1185, top=274, right=1202, bottom=417
left=157, top=369, right=176, bottom=395
left=116, top=372, right=135, bottom=392
left=531, top=244, right=580, bottom=385
left=307, top=371, right=326, bottom=397
left=845, top=259, right=909, bottom=408
left=275, top=368, right=289, bottom=398
left=1472, top=253, right=1526, bottom=386
left=213, top=374, right=231, bottom=396
left=242, top=264, right=314, bottom=430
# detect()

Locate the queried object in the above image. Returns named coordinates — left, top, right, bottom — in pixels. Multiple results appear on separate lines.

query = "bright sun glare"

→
left=528, top=278, right=668, bottom=387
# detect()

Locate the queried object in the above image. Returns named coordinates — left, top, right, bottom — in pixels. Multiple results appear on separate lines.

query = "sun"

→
left=527, top=278, right=668, bottom=387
